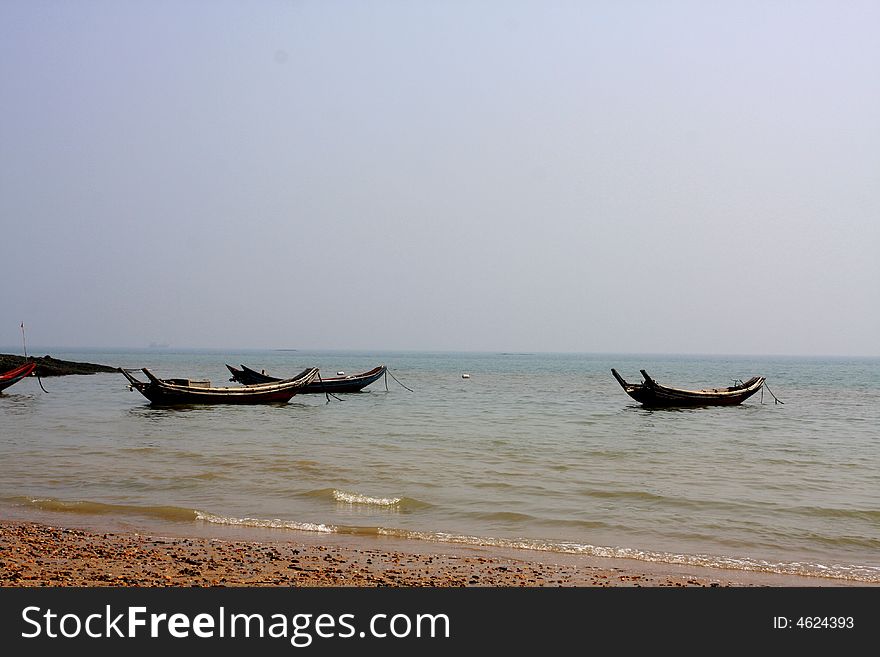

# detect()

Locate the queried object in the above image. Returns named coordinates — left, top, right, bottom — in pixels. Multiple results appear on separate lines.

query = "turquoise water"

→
left=2, top=349, right=879, bottom=582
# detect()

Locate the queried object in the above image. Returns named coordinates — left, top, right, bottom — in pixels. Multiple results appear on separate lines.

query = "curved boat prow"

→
left=610, top=368, right=630, bottom=389
left=0, top=361, right=39, bottom=393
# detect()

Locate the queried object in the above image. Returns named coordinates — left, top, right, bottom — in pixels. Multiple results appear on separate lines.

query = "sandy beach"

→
left=1, top=518, right=864, bottom=588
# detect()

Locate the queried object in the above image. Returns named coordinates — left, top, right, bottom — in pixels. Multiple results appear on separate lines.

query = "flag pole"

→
left=21, top=322, right=28, bottom=358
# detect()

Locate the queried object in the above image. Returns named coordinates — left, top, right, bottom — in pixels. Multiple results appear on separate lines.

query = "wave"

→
left=367, top=528, right=880, bottom=584
left=301, top=488, right=431, bottom=510
left=467, top=510, right=537, bottom=523
left=15, top=496, right=198, bottom=523
left=195, top=511, right=334, bottom=534
left=265, top=460, right=324, bottom=474
left=12, top=495, right=879, bottom=583
left=787, top=506, right=880, bottom=524
left=192, top=510, right=880, bottom=584
left=333, top=489, right=402, bottom=506
left=190, top=472, right=225, bottom=481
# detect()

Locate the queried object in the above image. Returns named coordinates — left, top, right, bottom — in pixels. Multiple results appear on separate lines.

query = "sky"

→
left=2, top=1, right=878, bottom=356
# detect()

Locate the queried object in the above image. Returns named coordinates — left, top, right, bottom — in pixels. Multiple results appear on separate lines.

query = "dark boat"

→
left=0, top=361, right=37, bottom=393
left=611, top=368, right=765, bottom=408
left=226, top=363, right=387, bottom=393
left=120, top=366, right=320, bottom=405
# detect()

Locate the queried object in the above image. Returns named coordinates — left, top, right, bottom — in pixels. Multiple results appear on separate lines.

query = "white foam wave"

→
left=193, top=511, right=879, bottom=583
left=333, top=489, right=401, bottom=507
left=372, top=529, right=880, bottom=583
left=195, top=511, right=335, bottom=534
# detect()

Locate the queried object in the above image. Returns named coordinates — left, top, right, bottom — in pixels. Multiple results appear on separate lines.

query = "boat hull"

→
left=131, top=387, right=303, bottom=405
left=121, top=367, right=320, bottom=406
left=0, top=362, right=37, bottom=393
left=611, top=369, right=765, bottom=408
left=227, top=364, right=387, bottom=393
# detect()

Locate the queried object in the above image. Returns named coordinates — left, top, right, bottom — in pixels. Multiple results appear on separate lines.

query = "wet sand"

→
left=0, top=518, right=860, bottom=588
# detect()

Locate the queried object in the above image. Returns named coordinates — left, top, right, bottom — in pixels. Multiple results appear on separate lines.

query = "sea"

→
left=2, top=348, right=878, bottom=584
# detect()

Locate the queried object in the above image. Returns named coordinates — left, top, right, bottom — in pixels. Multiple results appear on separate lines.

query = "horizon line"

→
left=2, top=346, right=878, bottom=360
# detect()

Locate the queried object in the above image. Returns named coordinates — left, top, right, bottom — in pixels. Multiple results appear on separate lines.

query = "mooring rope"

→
left=316, top=372, right=343, bottom=403
left=763, top=382, right=784, bottom=404
left=386, top=369, right=413, bottom=392
left=19, top=322, right=43, bottom=391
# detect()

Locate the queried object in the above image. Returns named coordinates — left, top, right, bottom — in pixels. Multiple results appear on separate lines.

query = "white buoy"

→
left=337, top=371, right=345, bottom=376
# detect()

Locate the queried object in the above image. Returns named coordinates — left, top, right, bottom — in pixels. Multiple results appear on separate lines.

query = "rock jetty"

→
left=0, top=354, right=117, bottom=377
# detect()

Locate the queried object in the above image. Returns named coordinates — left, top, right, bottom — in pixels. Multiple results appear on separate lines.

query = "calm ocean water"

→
left=2, top=349, right=879, bottom=583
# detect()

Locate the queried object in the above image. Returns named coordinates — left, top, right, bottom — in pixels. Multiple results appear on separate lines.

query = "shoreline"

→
left=1, top=516, right=867, bottom=588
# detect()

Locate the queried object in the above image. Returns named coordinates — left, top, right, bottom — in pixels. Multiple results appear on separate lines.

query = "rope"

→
left=386, top=369, right=413, bottom=392
left=37, top=375, right=49, bottom=393
left=316, top=372, right=343, bottom=403
left=764, top=383, right=784, bottom=404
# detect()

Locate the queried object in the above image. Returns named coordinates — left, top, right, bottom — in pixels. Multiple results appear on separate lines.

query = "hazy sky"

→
left=2, top=1, right=878, bottom=356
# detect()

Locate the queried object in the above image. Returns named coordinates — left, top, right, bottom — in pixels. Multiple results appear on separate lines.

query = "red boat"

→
left=0, top=362, right=37, bottom=393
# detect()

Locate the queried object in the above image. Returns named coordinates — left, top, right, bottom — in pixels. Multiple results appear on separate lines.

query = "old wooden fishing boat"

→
left=120, top=366, right=320, bottom=405
left=0, top=361, right=37, bottom=393
left=611, top=368, right=765, bottom=407
left=226, top=363, right=387, bottom=393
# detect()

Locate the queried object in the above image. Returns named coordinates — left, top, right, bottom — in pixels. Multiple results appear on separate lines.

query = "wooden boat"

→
left=611, top=368, right=765, bottom=407
left=120, top=366, right=320, bottom=405
left=0, top=361, right=37, bottom=393
left=226, top=363, right=387, bottom=393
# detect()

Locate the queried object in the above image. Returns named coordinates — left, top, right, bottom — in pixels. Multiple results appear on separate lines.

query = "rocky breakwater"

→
left=0, top=354, right=117, bottom=377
